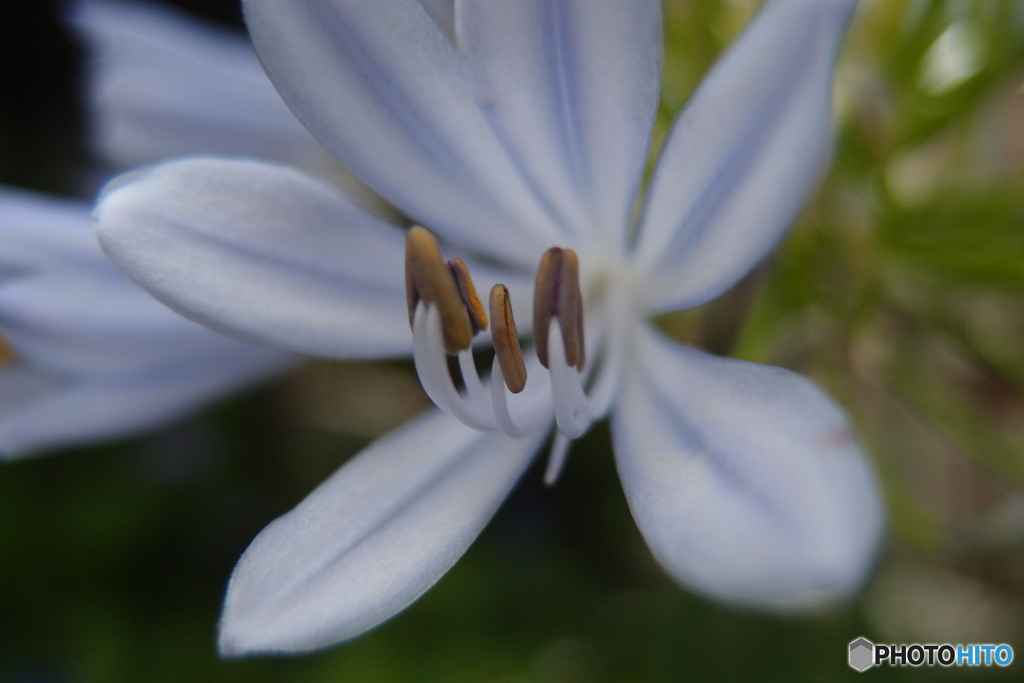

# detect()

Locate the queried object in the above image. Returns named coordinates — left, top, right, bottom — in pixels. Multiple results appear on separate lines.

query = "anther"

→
left=0, top=336, right=13, bottom=369
left=405, top=226, right=472, bottom=352
left=532, top=247, right=585, bottom=370
left=449, top=259, right=488, bottom=334
left=489, top=284, right=527, bottom=393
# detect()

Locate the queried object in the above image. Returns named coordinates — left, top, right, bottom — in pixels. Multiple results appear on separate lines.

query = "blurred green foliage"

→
left=3, top=0, right=1024, bottom=681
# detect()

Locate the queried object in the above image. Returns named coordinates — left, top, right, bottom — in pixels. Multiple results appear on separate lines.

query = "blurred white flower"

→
left=0, top=0, right=316, bottom=457
left=71, top=0, right=325, bottom=172
left=95, top=0, right=884, bottom=654
left=0, top=188, right=293, bottom=456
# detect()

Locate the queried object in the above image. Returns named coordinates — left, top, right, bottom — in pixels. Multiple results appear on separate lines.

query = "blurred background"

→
left=1, top=0, right=1023, bottom=680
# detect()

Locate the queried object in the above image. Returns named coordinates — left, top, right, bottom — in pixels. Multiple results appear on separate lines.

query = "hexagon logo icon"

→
left=849, top=637, right=875, bottom=672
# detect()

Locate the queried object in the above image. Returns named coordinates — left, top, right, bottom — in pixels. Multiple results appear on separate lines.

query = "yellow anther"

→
left=448, top=259, right=488, bottom=334
left=532, top=247, right=585, bottom=370
left=0, top=336, right=13, bottom=369
left=490, top=284, right=527, bottom=393
left=405, top=226, right=472, bottom=353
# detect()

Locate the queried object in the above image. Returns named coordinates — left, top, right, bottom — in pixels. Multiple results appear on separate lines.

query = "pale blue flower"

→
left=71, top=0, right=324, bottom=172
left=94, top=0, right=885, bottom=654
left=0, top=188, right=294, bottom=456
left=0, top=0, right=313, bottom=456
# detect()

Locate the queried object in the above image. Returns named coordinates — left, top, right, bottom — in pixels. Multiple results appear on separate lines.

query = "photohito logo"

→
left=848, top=637, right=1014, bottom=671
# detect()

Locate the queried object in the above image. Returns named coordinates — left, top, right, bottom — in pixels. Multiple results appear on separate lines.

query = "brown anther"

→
left=405, top=226, right=472, bottom=353
left=490, top=284, right=527, bottom=393
left=532, top=247, right=585, bottom=370
left=448, top=259, right=488, bottom=334
left=0, top=336, right=14, bottom=369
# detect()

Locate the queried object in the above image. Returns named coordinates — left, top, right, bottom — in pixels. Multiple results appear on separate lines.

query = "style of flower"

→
left=0, top=0, right=315, bottom=456
left=94, top=0, right=884, bottom=655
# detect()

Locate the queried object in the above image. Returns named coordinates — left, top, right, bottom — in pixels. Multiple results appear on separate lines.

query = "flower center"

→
left=404, top=227, right=627, bottom=482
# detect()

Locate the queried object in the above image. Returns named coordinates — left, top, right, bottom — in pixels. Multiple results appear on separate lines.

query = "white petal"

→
left=95, top=158, right=412, bottom=359
left=242, top=0, right=565, bottom=264
left=220, top=409, right=547, bottom=654
left=0, top=187, right=97, bottom=273
left=419, top=0, right=454, bottom=38
left=0, top=186, right=295, bottom=455
left=634, top=0, right=858, bottom=312
left=0, top=346, right=292, bottom=459
left=456, top=0, right=661, bottom=246
left=69, top=0, right=325, bottom=170
left=0, top=187, right=272, bottom=376
left=0, top=264, right=271, bottom=377
left=612, top=325, right=883, bottom=609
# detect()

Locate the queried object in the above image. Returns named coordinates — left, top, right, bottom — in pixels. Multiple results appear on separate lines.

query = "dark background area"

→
left=0, top=0, right=243, bottom=193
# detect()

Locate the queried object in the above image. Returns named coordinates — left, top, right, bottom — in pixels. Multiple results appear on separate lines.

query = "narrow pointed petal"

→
left=243, top=0, right=564, bottom=263
left=0, top=346, right=292, bottom=459
left=220, top=410, right=547, bottom=654
left=95, top=158, right=412, bottom=359
left=612, top=325, right=883, bottom=609
left=456, top=0, right=661, bottom=245
left=634, top=0, right=858, bottom=312
left=70, top=0, right=324, bottom=170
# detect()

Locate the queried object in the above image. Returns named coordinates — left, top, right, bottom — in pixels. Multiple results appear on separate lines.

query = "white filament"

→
left=457, top=347, right=487, bottom=404
left=411, top=288, right=626, bottom=466
left=547, top=320, right=592, bottom=439
left=490, top=356, right=530, bottom=437
left=543, top=432, right=572, bottom=486
left=412, top=305, right=496, bottom=430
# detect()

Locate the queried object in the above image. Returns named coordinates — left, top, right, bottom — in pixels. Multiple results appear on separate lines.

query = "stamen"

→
left=405, top=232, right=614, bottom=446
left=405, top=226, right=472, bottom=352
left=457, top=347, right=487, bottom=403
left=547, top=319, right=592, bottom=439
left=489, top=284, right=527, bottom=394
left=0, top=336, right=13, bottom=369
left=543, top=432, right=572, bottom=486
left=490, top=355, right=529, bottom=437
left=412, top=304, right=497, bottom=430
left=449, top=259, right=488, bottom=334
left=533, top=247, right=585, bottom=369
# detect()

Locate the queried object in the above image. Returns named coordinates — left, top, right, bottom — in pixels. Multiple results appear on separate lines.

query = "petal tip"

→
left=216, top=626, right=248, bottom=658
left=216, top=614, right=299, bottom=658
left=614, top=329, right=887, bottom=614
left=216, top=594, right=305, bottom=657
